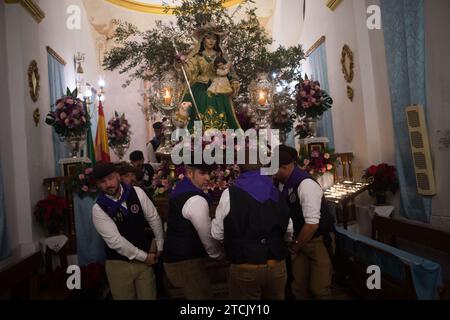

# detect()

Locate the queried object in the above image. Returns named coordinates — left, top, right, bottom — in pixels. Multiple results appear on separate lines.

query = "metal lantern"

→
left=250, top=73, right=274, bottom=130
left=148, top=71, right=183, bottom=155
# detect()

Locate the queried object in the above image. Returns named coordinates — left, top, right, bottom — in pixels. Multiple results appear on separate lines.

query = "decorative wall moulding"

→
left=33, top=108, right=40, bottom=126
left=326, top=0, right=343, bottom=11
left=46, top=46, right=67, bottom=66
left=106, top=0, right=243, bottom=14
left=347, top=85, right=354, bottom=102
left=341, top=44, right=354, bottom=83
left=306, top=36, right=326, bottom=57
left=28, top=60, right=40, bottom=102
left=5, top=0, right=45, bottom=23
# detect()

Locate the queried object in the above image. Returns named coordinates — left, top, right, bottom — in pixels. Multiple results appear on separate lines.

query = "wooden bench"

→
left=334, top=228, right=417, bottom=299
left=372, top=215, right=450, bottom=255
left=372, top=215, right=450, bottom=298
left=0, top=251, right=43, bottom=299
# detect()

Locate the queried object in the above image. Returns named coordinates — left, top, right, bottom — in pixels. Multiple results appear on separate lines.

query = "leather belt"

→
left=235, top=259, right=282, bottom=268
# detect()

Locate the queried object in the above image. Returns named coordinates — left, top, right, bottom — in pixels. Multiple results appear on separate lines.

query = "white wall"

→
left=425, top=0, right=450, bottom=231
left=270, top=0, right=303, bottom=50
left=1, top=0, right=100, bottom=255
left=299, top=0, right=395, bottom=178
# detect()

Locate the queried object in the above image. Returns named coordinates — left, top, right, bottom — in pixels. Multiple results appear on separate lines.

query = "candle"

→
left=258, top=90, right=266, bottom=106
left=163, top=88, right=172, bottom=105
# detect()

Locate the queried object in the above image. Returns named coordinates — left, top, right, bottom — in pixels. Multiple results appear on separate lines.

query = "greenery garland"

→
left=103, top=0, right=305, bottom=107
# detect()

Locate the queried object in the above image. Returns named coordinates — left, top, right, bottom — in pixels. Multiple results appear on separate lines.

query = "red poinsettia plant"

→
left=34, top=195, right=68, bottom=235
left=363, top=163, right=399, bottom=197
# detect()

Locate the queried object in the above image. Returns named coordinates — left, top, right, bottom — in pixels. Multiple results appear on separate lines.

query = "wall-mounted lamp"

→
left=84, top=84, right=93, bottom=105
left=97, top=77, right=106, bottom=102
left=74, top=52, right=86, bottom=98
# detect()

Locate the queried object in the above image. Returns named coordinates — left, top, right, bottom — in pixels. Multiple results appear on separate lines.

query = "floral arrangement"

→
left=45, top=88, right=90, bottom=137
left=270, top=94, right=297, bottom=134
left=151, top=132, right=244, bottom=198
left=34, top=195, right=68, bottom=235
left=69, top=166, right=98, bottom=198
left=151, top=161, right=241, bottom=199
left=299, top=148, right=335, bottom=177
left=362, top=163, right=399, bottom=197
left=295, top=76, right=333, bottom=120
left=151, top=161, right=184, bottom=197
left=294, top=121, right=309, bottom=139
left=107, top=111, right=131, bottom=147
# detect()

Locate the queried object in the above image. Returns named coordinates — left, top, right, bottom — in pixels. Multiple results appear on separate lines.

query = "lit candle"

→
left=258, top=90, right=266, bottom=106
left=163, top=88, right=172, bottom=105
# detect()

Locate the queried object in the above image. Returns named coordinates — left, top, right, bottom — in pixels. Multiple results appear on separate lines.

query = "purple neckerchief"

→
left=282, top=166, right=311, bottom=197
left=234, top=170, right=279, bottom=203
left=170, top=177, right=212, bottom=204
left=97, top=183, right=132, bottom=217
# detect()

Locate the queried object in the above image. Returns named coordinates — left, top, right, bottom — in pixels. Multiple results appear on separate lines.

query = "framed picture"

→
left=308, top=142, right=326, bottom=154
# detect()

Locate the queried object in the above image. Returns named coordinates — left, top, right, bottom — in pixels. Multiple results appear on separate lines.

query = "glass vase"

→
left=305, top=118, right=318, bottom=137
left=62, top=131, right=87, bottom=158
left=112, top=142, right=130, bottom=161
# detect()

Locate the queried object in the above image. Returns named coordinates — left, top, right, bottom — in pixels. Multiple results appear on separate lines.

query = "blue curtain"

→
left=381, top=0, right=432, bottom=222
left=308, top=43, right=335, bottom=149
left=47, top=53, right=68, bottom=176
left=73, top=194, right=106, bottom=266
left=0, top=161, right=10, bottom=261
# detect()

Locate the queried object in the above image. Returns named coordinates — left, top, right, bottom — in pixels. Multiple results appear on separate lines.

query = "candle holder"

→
left=147, top=71, right=183, bottom=155
left=250, top=73, right=274, bottom=130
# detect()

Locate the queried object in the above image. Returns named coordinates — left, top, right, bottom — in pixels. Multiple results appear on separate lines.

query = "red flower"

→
left=367, top=165, right=378, bottom=176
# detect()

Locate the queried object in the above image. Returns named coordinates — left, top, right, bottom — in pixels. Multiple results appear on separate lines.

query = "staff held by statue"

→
left=172, top=40, right=202, bottom=124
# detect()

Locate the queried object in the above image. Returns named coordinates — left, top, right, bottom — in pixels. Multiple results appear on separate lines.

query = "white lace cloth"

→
left=356, top=205, right=396, bottom=237
left=40, top=235, right=68, bottom=254
left=373, top=205, right=395, bottom=217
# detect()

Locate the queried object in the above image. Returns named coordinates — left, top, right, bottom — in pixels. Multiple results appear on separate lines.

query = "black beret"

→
left=92, top=162, right=116, bottom=180
left=129, top=150, right=144, bottom=161
left=117, top=162, right=140, bottom=176
left=273, top=145, right=299, bottom=166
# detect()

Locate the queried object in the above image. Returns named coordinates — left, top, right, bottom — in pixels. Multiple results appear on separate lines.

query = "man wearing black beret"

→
left=92, top=161, right=164, bottom=300
left=274, top=146, right=335, bottom=300
left=163, top=157, right=224, bottom=300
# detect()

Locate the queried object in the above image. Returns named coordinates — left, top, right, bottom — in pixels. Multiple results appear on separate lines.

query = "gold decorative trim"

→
left=341, top=45, right=354, bottom=83
left=306, top=36, right=326, bottom=57
left=46, top=46, right=67, bottom=66
left=347, top=85, right=354, bottom=102
left=5, top=0, right=45, bottom=23
left=33, top=108, right=40, bottom=126
left=105, top=0, right=243, bottom=15
left=28, top=60, right=40, bottom=102
left=326, top=0, right=343, bottom=11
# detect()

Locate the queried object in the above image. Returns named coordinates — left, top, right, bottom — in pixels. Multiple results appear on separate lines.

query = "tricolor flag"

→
left=95, top=100, right=111, bottom=162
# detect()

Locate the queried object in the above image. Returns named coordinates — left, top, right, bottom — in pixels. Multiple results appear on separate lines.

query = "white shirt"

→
left=182, top=196, right=225, bottom=260
left=92, top=186, right=164, bottom=262
left=211, top=189, right=294, bottom=242
left=146, top=142, right=157, bottom=164
left=278, top=179, right=323, bottom=225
